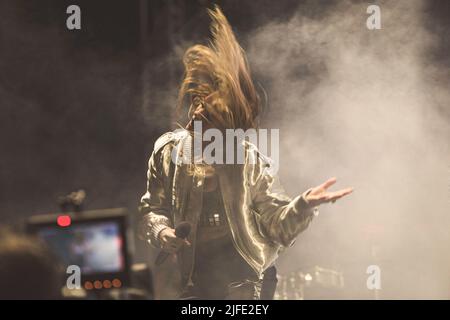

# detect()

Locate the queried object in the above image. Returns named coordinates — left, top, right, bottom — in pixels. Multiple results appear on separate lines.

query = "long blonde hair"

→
left=177, top=5, right=260, bottom=131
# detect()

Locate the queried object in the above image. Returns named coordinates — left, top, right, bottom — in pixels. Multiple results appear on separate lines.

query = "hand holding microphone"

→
left=155, top=222, right=191, bottom=266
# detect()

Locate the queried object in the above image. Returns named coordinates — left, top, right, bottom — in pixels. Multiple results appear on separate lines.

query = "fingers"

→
left=319, top=177, right=337, bottom=190
left=325, top=188, right=353, bottom=203
left=306, top=187, right=353, bottom=206
left=162, top=237, right=190, bottom=253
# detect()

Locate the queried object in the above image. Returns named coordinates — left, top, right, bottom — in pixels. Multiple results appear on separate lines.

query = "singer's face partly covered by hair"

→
left=186, top=96, right=212, bottom=132
left=177, top=6, right=260, bottom=132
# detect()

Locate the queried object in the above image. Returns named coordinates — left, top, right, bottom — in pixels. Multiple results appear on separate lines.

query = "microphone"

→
left=155, top=222, right=191, bottom=266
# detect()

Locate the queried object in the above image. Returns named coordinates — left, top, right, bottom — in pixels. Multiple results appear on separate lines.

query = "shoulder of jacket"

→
left=153, top=130, right=189, bottom=154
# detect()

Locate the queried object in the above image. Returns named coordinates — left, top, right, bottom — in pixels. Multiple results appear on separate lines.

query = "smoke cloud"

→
left=245, top=0, right=450, bottom=298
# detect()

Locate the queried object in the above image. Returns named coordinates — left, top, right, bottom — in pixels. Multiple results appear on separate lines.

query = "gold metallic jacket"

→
left=138, top=130, right=316, bottom=288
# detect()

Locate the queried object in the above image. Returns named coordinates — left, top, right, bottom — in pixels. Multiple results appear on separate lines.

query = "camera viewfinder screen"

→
left=37, top=221, right=125, bottom=275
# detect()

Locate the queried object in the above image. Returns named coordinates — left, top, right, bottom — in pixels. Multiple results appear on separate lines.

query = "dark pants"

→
left=180, top=239, right=262, bottom=300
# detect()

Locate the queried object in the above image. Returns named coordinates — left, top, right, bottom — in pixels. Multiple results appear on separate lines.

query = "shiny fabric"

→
left=138, top=129, right=316, bottom=291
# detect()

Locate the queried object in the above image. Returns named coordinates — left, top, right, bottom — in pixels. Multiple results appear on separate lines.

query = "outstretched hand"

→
left=305, top=177, right=353, bottom=207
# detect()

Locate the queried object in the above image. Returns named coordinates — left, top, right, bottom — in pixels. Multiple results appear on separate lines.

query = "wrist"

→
left=152, top=224, right=170, bottom=248
left=158, top=226, right=170, bottom=240
left=294, top=189, right=319, bottom=217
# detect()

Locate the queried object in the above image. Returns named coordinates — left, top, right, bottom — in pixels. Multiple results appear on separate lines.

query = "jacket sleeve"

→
left=138, top=141, right=174, bottom=249
left=250, top=154, right=317, bottom=248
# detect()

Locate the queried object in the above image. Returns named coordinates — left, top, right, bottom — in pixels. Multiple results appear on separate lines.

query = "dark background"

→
left=0, top=0, right=314, bottom=221
left=0, top=0, right=449, bottom=299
